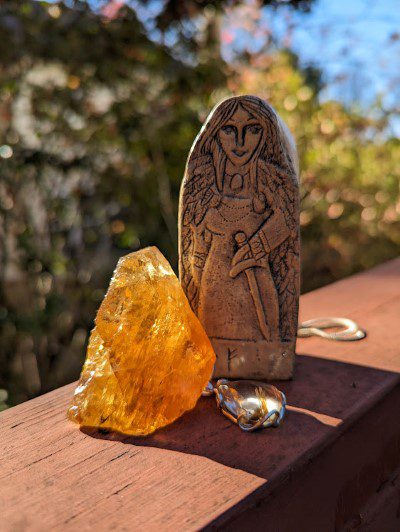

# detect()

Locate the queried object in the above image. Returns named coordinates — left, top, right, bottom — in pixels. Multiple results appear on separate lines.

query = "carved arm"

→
left=190, top=224, right=212, bottom=287
left=248, top=208, right=290, bottom=260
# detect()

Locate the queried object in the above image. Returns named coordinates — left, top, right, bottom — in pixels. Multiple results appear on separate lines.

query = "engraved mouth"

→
left=232, top=149, right=248, bottom=157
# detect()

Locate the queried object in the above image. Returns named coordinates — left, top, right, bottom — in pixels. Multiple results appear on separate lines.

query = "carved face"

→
left=218, top=104, right=263, bottom=167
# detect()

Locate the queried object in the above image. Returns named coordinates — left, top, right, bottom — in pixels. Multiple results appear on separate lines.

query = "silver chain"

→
left=204, top=317, right=366, bottom=431
left=297, top=317, right=366, bottom=341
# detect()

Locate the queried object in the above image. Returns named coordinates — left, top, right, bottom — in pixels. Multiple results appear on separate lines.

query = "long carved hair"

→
left=187, top=95, right=298, bottom=194
left=179, top=96, right=300, bottom=338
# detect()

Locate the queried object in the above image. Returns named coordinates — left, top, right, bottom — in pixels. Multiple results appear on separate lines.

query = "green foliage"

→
left=229, top=51, right=400, bottom=289
left=0, top=1, right=399, bottom=405
left=0, top=0, right=226, bottom=404
left=0, top=389, right=8, bottom=411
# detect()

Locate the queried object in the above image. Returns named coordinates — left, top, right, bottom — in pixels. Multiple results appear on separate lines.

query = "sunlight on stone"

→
left=68, top=247, right=215, bottom=436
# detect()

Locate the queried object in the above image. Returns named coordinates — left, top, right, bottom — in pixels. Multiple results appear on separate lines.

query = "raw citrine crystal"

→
left=68, top=247, right=215, bottom=436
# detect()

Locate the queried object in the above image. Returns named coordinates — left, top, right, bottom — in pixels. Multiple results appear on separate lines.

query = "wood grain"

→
left=1, top=258, right=400, bottom=531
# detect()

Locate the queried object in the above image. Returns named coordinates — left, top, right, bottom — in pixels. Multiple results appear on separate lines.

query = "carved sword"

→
left=234, top=232, right=271, bottom=341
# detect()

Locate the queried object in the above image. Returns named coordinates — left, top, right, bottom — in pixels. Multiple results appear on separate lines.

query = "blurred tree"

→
left=227, top=49, right=400, bottom=289
left=0, top=0, right=398, bottom=407
left=149, top=0, right=313, bottom=30
left=0, top=0, right=226, bottom=404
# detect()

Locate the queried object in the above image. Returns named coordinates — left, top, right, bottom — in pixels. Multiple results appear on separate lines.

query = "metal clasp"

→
left=203, top=379, right=286, bottom=432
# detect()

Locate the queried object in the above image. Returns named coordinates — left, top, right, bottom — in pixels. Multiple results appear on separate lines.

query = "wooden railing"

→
left=1, top=258, right=400, bottom=531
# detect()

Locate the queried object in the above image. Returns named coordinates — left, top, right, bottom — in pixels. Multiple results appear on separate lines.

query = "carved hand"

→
left=230, top=208, right=291, bottom=278
left=229, top=232, right=270, bottom=278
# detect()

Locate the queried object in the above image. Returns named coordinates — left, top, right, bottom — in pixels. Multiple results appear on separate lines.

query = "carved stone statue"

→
left=179, top=95, right=300, bottom=380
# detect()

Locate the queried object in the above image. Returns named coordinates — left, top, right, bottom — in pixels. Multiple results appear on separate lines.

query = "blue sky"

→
left=219, top=0, right=400, bottom=135
left=267, top=0, right=400, bottom=112
left=43, top=0, right=400, bottom=132
left=221, top=0, right=400, bottom=114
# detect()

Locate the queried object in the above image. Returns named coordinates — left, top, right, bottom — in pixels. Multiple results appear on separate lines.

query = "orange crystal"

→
left=68, top=247, right=215, bottom=436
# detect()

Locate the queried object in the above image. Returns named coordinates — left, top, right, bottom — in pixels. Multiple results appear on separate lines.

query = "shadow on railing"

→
left=80, top=353, right=399, bottom=480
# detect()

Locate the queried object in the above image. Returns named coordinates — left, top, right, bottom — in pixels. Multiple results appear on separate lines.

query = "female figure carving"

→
left=179, top=95, right=299, bottom=379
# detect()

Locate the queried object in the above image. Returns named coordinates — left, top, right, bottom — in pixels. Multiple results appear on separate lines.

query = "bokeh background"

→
left=1, top=0, right=399, bottom=408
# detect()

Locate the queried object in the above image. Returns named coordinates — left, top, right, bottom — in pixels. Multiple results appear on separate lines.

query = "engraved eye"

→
left=221, top=125, right=235, bottom=135
left=249, top=125, right=262, bottom=134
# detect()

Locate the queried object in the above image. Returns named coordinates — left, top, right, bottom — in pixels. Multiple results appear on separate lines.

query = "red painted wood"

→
left=1, top=258, right=400, bottom=531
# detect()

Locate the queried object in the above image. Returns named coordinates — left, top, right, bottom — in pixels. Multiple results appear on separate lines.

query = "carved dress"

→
left=179, top=154, right=299, bottom=379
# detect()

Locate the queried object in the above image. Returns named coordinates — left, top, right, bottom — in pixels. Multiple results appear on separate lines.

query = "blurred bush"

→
left=0, top=0, right=399, bottom=406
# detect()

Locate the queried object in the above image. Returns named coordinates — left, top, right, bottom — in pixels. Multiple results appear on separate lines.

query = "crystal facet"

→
left=68, top=247, right=216, bottom=436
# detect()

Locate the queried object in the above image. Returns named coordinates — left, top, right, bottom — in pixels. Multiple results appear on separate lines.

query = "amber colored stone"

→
left=68, top=247, right=215, bottom=436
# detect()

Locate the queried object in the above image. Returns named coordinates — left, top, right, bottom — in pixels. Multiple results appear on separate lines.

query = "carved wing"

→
left=258, top=159, right=300, bottom=341
left=179, top=154, right=218, bottom=312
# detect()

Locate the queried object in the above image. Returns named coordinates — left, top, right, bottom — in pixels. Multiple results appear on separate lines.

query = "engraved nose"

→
left=236, top=128, right=245, bottom=147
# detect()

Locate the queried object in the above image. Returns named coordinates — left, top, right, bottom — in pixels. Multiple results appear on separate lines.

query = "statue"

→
left=179, top=95, right=300, bottom=380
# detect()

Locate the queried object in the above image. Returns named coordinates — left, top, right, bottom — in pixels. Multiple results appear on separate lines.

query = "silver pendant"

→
left=203, top=379, right=286, bottom=432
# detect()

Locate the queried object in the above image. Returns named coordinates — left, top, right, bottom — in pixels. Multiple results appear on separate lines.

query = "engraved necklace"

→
left=218, top=200, right=252, bottom=223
